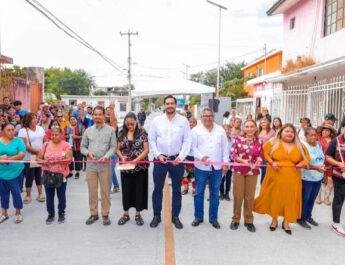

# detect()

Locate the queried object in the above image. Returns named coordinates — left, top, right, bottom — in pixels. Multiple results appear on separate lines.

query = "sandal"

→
left=135, top=215, right=144, bottom=226
left=0, top=215, right=9, bottom=224
left=23, top=196, right=31, bottom=204
left=182, top=189, right=188, bottom=195
left=118, top=215, right=130, bottom=225
left=37, top=194, right=46, bottom=202
left=15, top=214, right=23, bottom=224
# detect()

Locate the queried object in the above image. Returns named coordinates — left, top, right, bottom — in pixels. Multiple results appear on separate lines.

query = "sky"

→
left=0, top=0, right=282, bottom=87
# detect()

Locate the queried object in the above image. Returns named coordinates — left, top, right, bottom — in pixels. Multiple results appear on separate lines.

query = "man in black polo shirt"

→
left=326, top=118, right=345, bottom=236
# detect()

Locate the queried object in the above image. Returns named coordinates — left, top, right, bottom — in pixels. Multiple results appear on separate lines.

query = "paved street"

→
left=0, top=113, right=345, bottom=265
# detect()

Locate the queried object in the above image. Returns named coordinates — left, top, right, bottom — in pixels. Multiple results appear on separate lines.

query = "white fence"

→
left=272, top=76, right=345, bottom=128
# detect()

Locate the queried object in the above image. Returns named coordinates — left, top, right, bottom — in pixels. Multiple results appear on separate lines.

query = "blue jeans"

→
left=152, top=162, right=184, bottom=217
left=0, top=176, right=23, bottom=210
left=110, top=155, right=119, bottom=190
left=45, top=182, right=67, bottom=215
left=260, top=161, right=267, bottom=184
left=139, top=120, right=145, bottom=127
left=194, top=167, right=222, bottom=222
left=299, top=180, right=322, bottom=221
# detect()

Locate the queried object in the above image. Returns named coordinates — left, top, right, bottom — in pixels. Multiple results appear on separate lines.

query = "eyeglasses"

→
left=57, top=116, right=63, bottom=118
left=202, top=115, right=214, bottom=119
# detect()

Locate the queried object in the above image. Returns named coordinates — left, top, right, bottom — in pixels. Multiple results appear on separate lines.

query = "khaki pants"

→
left=86, top=168, right=111, bottom=217
left=232, top=173, right=258, bottom=223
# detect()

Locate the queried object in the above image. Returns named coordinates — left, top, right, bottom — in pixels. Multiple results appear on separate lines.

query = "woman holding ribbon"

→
left=37, top=126, right=72, bottom=224
left=230, top=120, right=263, bottom=232
left=254, top=124, right=310, bottom=234
left=0, top=123, right=26, bottom=224
left=116, top=112, right=149, bottom=226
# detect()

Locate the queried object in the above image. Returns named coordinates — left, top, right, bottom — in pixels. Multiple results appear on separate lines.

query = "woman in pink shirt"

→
left=37, top=126, right=72, bottom=225
left=259, top=118, right=276, bottom=183
left=230, top=120, right=264, bottom=232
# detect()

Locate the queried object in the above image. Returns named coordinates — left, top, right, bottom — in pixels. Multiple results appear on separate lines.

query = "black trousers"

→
left=332, top=176, right=345, bottom=223
left=69, top=150, right=83, bottom=172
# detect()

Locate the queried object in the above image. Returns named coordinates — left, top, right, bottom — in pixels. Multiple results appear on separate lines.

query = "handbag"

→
left=336, top=137, right=345, bottom=179
left=26, top=128, right=41, bottom=168
left=42, top=142, right=64, bottom=188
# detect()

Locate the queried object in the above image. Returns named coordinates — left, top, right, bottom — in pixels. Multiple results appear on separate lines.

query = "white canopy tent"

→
left=131, top=78, right=215, bottom=98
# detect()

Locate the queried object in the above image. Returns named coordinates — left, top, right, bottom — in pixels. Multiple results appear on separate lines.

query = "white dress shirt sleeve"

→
left=148, top=119, right=160, bottom=158
left=192, top=128, right=204, bottom=161
left=221, top=131, right=230, bottom=163
left=177, top=118, right=192, bottom=161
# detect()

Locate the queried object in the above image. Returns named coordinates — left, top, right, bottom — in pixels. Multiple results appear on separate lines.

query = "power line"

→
left=188, top=48, right=263, bottom=68
left=24, top=0, right=127, bottom=75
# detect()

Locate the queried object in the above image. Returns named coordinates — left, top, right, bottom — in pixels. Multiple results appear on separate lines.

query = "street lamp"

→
left=206, top=0, right=227, bottom=97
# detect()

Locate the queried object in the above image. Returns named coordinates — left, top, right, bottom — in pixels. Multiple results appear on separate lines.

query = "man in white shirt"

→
left=148, top=95, right=192, bottom=229
left=191, top=108, right=229, bottom=229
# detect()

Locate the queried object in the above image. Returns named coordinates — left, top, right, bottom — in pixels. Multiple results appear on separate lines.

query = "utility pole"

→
left=182, top=63, right=190, bottom=80
left=120, top=30, right=138, bottom=111
left=207, top=0, right=227, bottom=97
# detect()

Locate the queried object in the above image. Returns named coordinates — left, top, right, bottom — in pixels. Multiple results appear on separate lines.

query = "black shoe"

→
left=172, top=217, right=183, bottom=229
left=219, top=193, right=225, bottom=200
left=75, top=172, right=80, bottom=179
left=118, top=215, right=130, bottom=225
left=58, top=213, right=65, bottom=224
left=150, top=216, right=161, bottom=228
left=191, top=219, right=203, bottom=227
left=245, top=223, right=256, bottom=232
left=297, top=220, right=311, bottom=230
left=210, top=221, right=221, bottom=229
left=230, top=221, right=239, bottom=230
left=102, top=216, right=111, bottom=226
left=66, top=173, right=73, bottom=179
left=46, top=214, right=55, bottom=225
left=225, top=193, right=231, bottom=201
left=282, top=222, right=292, bottom=235
left=306, top=218, right=318, bottom=226
left=269, top=221, right=278, bottom=231
left=85, top=215, right=99, bottom=225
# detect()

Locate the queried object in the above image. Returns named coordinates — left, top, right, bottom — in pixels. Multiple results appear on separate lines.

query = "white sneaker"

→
left=332, top=223, right=345, bottom=236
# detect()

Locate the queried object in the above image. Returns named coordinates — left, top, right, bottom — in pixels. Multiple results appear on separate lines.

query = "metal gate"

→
left=272, top=75, right=345, bottom=128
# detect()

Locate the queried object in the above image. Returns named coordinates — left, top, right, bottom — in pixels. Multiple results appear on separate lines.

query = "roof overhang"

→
left=266, top=56, right=345, bottom=83
left=241, top=50, right=282, bottom=71
left=267, top=0, right=302, bottom=16
left=0, top=54, right=13, bottom=64
left=247, top=71, right=282, bottom=86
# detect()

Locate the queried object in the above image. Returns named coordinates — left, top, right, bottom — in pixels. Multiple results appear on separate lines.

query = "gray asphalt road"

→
left=0, top=112, right=344, bottom=265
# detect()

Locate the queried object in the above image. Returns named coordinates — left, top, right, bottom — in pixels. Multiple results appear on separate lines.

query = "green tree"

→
left=45, top=67, right=94, bottom=99
left=190, top=62, right=248, bottom=102
left=93, top=90, right=107, bottom=96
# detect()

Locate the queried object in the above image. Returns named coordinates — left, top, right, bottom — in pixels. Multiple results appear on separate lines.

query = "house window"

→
left=69, top=100, right=77, bottom=106
left=120, top=103, right=127, bottom=112
left=247, top=72, right=254, bottom=78
left=325, top=0, right=345, bottom=36
left=258, top=68, right=264, bottom=77
left=290, top=17, right=295, bottom=30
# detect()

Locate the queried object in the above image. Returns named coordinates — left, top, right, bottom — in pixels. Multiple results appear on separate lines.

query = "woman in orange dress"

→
left=253, top=123, right=310, bottom=234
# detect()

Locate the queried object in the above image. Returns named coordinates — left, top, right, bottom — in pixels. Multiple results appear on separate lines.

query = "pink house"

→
left=268, top=0, right=345, bottom=64
left=262, top=0, right=345, bottom=127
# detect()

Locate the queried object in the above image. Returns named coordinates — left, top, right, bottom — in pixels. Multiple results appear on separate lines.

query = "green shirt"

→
left=0, top=137, right=26, bottom=180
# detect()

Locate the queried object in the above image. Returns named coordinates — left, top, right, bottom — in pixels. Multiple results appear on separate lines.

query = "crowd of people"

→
left=0, top=95, right=344, bottom=237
